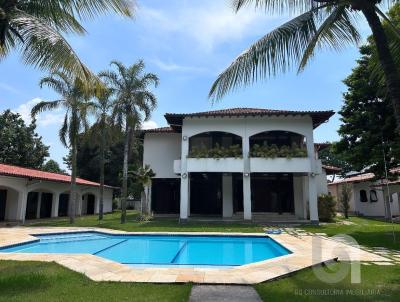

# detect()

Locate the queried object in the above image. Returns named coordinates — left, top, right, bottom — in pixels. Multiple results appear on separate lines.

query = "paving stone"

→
left=189, top=285, right=262, bottom=302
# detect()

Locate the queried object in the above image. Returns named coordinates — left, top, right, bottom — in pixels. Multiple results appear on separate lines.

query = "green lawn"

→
left=256, top=262, right=400, bottom=302
left=301, top=216, right=400, bottom=250
left=28, top=210, right=265, bottom=233
left=0, top=261, right=191, bottom=302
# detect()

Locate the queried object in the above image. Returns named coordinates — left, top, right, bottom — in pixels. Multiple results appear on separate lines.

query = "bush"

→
left=112, top=198, right=119, bottom=211
left=318, top=194, right=337, bottom=222
left=339, top=183, right=351, bottom=219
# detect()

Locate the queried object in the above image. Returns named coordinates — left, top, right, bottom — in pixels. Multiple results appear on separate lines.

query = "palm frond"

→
left=59, top=113, right=69, bottom=147
left=375, top=5, right=400, bottom=40
left=11, top=10, right=92, bottom=80
left=299, top=5, right=361, bottom=71
left=209, top=8, right=320, bottom=100
left=31, top=100, right=64, bottom=117
left=63, top=0, right=135, bottom=19
left=232, top=0, right=320, bottom=14
left=39, top=76, right=70, bottom=97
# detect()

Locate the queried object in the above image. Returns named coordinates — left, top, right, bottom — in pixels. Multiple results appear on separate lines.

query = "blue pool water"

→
left=0, top=232, right=290, bottom=267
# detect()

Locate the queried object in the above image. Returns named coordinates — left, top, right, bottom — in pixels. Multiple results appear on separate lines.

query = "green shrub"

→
left=112, top=198, right=119, bottom=211
left=188, top=143, right=242, bottom=158
left=249, top=143, right=307, bottom=159
left=318, top=194, right=337, bottom=222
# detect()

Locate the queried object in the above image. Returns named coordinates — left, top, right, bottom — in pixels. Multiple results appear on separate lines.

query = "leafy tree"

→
left=100, top=60, right=159, bottom=224
left=129, top=165, right=155, bottom=216
left=339, top=183, right=351, bottom=219
left=42, top=159, right=65, bottom=174
left=209, top=0, right=400, bottom=128
left=318, top=143, right=354, bottom=176
left=0, top=110, right=49, bottom=168
left=0, top=1, right=134, bottom=79
left=32, top=72, right=91, bottom=224
left=336, top=43, right=400, bottom=179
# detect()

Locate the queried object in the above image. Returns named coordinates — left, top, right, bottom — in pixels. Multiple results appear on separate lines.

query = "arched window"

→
left=370, top=190, right=378, bottom=202
left=189, top=132, right=242, bottom=158
left=360, top=190, right=368, bottom=202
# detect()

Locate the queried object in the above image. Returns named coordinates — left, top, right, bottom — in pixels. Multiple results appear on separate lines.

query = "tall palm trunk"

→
left=121, top=121, right=130, bottom=223
left=69, top=133, right=78, bottom=224
left=362, top=6, right=400, bottom=128
left=99, top=115, right=105, bottom=220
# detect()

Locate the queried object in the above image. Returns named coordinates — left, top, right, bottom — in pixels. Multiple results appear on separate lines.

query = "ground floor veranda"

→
left=149, top=172, right=323, bottom=223
left=0, top=176, right=113, bottom=223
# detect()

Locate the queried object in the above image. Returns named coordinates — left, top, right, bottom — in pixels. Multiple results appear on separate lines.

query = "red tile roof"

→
left=329, top=173, right=375, bottom=185
left=322, top=165, right=342, bottom=174
left=141, top=127, right=175, bottom=133
left=0, top=163, right=115, bottom=188
left=165, top=107, right=334, bottom=130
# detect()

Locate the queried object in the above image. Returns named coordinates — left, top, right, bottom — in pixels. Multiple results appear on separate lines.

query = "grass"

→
left=28, top=210, right=265, bottom=233
left=301, top=216, right=400, bottom=250
left=255, top=262, right=400, bottom=302
left=0, top=261, right=191, bottom=302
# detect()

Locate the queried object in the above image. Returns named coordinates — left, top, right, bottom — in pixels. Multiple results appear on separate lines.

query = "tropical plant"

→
left=209, top=0, right=400, bottom=127
left=250, top=143, right=307, bottom=158
left=188, top=143, right=243, bottom=159
left=318, top=194, right=337, bottom=222
left=0, top=1, right=134, bottom=79
left=129, top=164, right=155, bottom=216
left=90, top=88, right=114, bottom=220
left=100, top=60, right=159, bottom=223
left=31, top=71, right=91, bottom=224
left=339, top=183, right=352, bottom=218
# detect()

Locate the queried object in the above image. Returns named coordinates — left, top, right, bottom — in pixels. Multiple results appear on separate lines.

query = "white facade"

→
left=329, top=181, right=400, bottom=217
left=143, top=109, right=333, bottom=223
left=0, top=174, right=114, bottom=223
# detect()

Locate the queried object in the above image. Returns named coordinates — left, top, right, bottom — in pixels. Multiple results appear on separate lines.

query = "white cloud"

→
left=0, top=82, right=22, bottom=95
left=151, top=58, right=207, bottom=73
left=139, top=2, right=279, bottom=52
left=142, top=120, right=159, bottom=130
left=13, top=98, right=64, bottom=126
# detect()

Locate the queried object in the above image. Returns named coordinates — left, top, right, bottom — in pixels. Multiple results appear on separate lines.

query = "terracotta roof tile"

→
left=0, top=163, right=115, bottom=188
left=165, top=107, right=334, bottom=130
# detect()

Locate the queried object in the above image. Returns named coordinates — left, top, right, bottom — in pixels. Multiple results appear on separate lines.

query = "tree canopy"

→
left=0, top=110, right=49, bottom=168
left=42, top=159, right=65, bottom=174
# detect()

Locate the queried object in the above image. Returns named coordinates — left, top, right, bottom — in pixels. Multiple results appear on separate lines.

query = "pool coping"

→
left=0, top=227, right=391, bottom=284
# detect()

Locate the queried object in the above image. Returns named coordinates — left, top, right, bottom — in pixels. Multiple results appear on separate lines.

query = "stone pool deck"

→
left=0, top=227, right=391, bottom=284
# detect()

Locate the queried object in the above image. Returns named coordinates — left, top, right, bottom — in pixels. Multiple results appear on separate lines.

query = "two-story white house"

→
left=142, top=108, right=335, bottom=224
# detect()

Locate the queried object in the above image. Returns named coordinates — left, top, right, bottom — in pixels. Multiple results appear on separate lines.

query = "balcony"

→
left=187, top=158, right=243, bottom=173
left=250, top=158, right=311, bottom=173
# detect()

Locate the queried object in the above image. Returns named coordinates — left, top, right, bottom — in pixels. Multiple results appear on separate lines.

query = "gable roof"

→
left=165, top=107, right=334, bottom=130
left=0, top=163, right=116, bottom=188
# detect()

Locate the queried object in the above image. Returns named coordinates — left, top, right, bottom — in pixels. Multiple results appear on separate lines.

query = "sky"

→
left=0, top=0, right=371, bottom=170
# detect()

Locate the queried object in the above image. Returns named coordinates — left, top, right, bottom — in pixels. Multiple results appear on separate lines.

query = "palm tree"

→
left=31, top=71, right=91, bottom=224
left=0, top=1, right=134, bottom=79
left=129, top=165, right=156, bottom=216
left=100, top=60, right=159, bottom=223
left=209, top=0, right=400, bottom=127
left=90, top=87, right=114, bottom=220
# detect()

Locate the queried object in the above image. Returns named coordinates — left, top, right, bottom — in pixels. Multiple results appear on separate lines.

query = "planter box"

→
left=250, top=158, right=312, bottom=173
left=187, top=158, right=244, bottom=173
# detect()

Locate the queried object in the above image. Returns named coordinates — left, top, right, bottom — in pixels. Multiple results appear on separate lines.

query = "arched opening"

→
left=249, top=131, right=307, bottom=158
left=189, top=131, right=242, bottom=158
left=0, top=186, right=20, bottom=221
left=82, top=193, right=96, bottom=215
left=58, top=193, right=70, bottom=217
left=25, top=190, right=54, bottom=220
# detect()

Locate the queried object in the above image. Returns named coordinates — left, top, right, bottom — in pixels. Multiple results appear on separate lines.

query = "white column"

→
left=222, top=174, right=233, bottom=218
left=17, top=189, right=28, bottom=223
left=242, top=134, right=252, bottom=220
left=36, top=192, right=42, bottom=219
left=51, top=193, right=60, bottom=218
left=180, top=133, right=190, bottom=221
left=95, top=195, right=100, bottom=214
left=309, top=174, right=319, bottom=223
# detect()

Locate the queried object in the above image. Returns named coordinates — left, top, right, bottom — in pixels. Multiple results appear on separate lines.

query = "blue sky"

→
left=0, top=0, right=370, bottom=169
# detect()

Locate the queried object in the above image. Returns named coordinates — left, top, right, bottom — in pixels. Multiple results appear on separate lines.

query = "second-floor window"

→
left=188, top=132, right=242, bottom=158
left=249, top=131, right=307, bottom=158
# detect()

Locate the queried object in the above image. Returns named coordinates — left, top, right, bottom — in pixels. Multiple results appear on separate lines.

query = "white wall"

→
left=0, top=175, right=114, bottom=222
left=143, top=133, right=181, bottom=178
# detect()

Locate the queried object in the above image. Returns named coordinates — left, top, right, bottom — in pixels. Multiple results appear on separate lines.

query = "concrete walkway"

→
left=189, top=285, right=262, bottom=302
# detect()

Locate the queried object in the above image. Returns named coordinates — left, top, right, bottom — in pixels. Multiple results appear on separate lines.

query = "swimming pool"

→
left=0, top=232, right=291, bottom=267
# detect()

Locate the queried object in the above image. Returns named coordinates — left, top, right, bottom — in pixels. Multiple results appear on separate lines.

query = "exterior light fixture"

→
left=182, top=173, right=188, bottom=179
left=182, top=135, right=188, bottom=141
left=310, top=172, right=316, bottom=177
left=244, top=173, right=250, bottom=177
